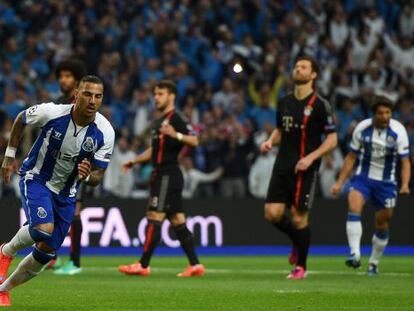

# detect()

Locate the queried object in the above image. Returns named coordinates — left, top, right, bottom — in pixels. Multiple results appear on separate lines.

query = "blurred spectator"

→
left=103, top=135, right=136, bottom=198
left=220, top=123, right=251, bottom=198
left=319, top=148, right=344, bottom=198
left=180, top=156, right=223, bottom=199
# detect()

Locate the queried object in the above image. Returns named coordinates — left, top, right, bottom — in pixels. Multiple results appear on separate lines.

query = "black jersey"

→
left=151, top=110, right=191, bottom=169
left=274, top=92, right=336, bottom=171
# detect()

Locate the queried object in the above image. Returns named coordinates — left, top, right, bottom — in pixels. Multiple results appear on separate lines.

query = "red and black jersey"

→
left=274, top=92, right=336, bottom=171
left=151, top=110, right=192, bottom=169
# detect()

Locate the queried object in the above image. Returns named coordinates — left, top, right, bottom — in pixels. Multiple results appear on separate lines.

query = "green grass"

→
left=6, top=256, right=414, bottom=310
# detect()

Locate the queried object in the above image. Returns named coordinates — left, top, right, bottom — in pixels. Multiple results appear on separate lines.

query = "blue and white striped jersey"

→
left=20, top=102, right=115, bottom=197
left=350, top=118, right=409, bottom=182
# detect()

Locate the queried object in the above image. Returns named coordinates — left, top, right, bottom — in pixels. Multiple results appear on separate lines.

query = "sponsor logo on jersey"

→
left=52, top=129, right=63, bottom=140
left=282, top=116, right=294, bottom=132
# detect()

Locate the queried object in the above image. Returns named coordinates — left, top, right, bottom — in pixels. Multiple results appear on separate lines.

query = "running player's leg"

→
left=1, top=224, right=34, bottom=259
left=118, top=171, right=167, bottom=275
left=70, top=197, right=83, bottom=268
left=367, top=208, right=392, bottom=275
left=0, top=192, right=75, bottom=306
left=169, top=168, right=204, bottom=277
left=139, top=211, right=164, bottom=268
left=345, top=190, right=365, bottom=267
left=170, top=213, right=199, bottom=266
left=54, top=199, right=83, bottom=275
left=1, top=179, right=53, bottom=286
left=368, top=183, right=396, bottom=275
left=0, top=232, right=55, bottom=292
left=345, top=176, right=369, bottom=268
left=118, top=210, right=164, bottom=276
left=169, top=213, right=204, bottom=277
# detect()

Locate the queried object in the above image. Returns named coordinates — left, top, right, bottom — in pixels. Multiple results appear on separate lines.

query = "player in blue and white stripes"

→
left=331, top=95, right=411, bottom=275
left=0, top=75, right=115, bottom=306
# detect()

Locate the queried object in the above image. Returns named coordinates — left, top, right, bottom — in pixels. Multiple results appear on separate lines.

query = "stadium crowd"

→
left=1, top=0, right=414, bottom=198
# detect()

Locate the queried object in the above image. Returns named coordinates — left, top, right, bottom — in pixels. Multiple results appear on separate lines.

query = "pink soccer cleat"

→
left=0, top=244, right=13, bottom=285
left=287, top=266, right=307, bottom=280
left=118, top=262, right=151, bottom=276
left=0, top=291, right=11, bottom=307
left=177, top=264, right=205, bottom=277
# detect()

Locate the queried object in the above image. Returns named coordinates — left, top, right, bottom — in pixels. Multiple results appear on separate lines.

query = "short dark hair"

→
left=55, top=58, right=87, bottom=82
left=296, top=55, right=320, bottom=77
left=371, top=95, right=394, bottom=112
left=154, top=80, right=177, bottom=95
left=79, top=75, right=104, bottom=87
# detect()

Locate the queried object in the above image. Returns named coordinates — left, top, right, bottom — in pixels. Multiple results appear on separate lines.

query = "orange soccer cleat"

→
left=0, top=291, right=11, bottom=307
left=177, top=264, right=205, bottom=278
left=118, top=262, right=151, bottom=276
left=0, top=244, right=13, bottom=285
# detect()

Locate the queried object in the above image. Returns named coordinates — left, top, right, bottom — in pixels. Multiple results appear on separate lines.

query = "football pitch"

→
left=7, top=256, right=414, bottom=311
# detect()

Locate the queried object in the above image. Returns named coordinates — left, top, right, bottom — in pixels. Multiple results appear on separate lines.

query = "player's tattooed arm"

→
left=5, top=112, right=26, bottom=151
left=86, top=167, right=107, bottom=187
left=1, top=112, right=26, bottom=185
left=78, top=160, right=106, bottom=186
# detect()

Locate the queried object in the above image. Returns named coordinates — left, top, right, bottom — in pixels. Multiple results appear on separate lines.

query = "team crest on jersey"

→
left=82, top=137, right=97, bottom=152
left=386, top=136, right=395, bottom=147
left=304, top=107, right=313, bottom=116
left=37, top=207, right=47, bottom=219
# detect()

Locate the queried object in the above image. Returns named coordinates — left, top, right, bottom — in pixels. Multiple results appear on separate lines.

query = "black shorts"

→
left=148, top=166, right=184, bottom=215
left=265, top=168, right=318, bottom=211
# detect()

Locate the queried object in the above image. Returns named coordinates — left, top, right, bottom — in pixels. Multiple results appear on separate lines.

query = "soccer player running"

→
left=52, top=58, right=88, bottom=275
left=0, top=75, right=115, bottom=306
left=331, top=95, right=410, bottom=275
left=118, top=80, right=205, bottom=277
left=261, top=56, right=337, bottom=279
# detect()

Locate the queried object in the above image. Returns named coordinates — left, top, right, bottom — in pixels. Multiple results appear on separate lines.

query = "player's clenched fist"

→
left=260, top=140, right=273, bottom=153
left=78, top=159, right=91, bottom=180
